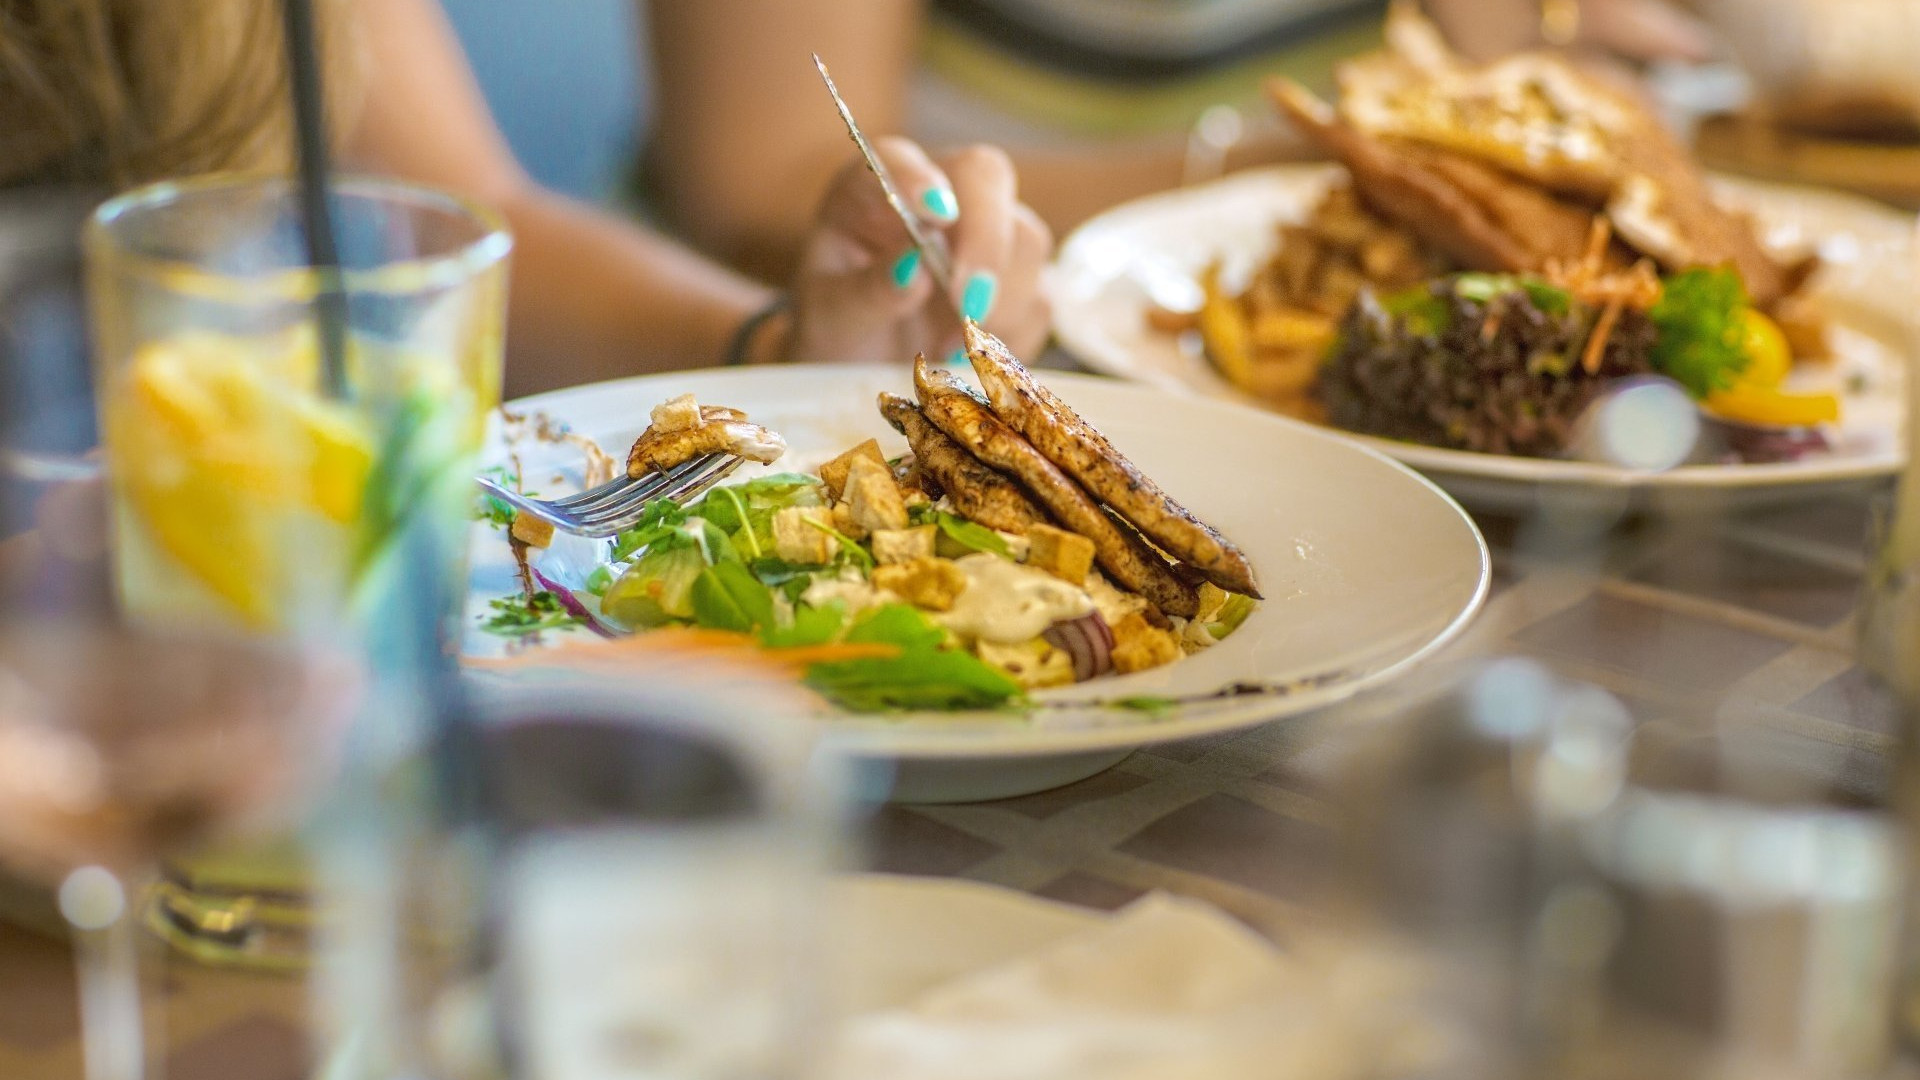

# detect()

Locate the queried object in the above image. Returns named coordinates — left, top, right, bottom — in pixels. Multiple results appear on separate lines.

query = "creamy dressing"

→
left=937, top=553, right=1093, bottom=644
left=1084, top=573, right=1148, bottom=628
left=801, top=568, right=892, bottom=615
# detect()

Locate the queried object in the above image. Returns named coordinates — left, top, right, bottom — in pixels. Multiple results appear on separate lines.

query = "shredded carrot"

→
left=759, top=643, right=902, bottom=667
left=1479, top=306, right=1504, bottom=343
left=1581, top=294, right=1626, bottom=375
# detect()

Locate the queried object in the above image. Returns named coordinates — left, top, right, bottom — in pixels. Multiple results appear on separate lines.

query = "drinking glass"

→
left=84, top=173, right=510, bottom=967
left=344, top=669, right=840, bottom=1080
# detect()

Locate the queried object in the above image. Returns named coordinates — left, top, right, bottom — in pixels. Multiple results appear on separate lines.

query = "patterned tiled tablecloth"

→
left=0, top=488, right=1900, bottom=1079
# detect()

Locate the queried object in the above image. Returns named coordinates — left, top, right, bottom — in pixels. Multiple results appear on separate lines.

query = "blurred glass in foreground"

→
left=332, top=668, right=840, bottom=1080
left=81, top=174, right=510, bottom=970
left=1341, top=659, right=1899, bottom=1080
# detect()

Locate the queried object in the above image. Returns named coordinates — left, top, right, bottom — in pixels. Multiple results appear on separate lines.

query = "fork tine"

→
left=576, top=454, right=740, bottom=532
left=545, top=473, right=639, bottom=511
left=477, top=477, right=560, bottom=525
left=552, top=455, right=704, bottom=513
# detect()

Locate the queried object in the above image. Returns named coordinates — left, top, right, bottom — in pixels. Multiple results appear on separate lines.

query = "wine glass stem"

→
left=63, top=867, right=145, bottom=1080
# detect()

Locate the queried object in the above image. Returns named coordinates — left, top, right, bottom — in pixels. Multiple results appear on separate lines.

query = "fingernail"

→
left=946, top=347, right=968, bottom=367
left=960, top=271, right=997, bottom=323
left=921, top=187, right=959, bottom=221
left=890, top=248, right=920, bottom=289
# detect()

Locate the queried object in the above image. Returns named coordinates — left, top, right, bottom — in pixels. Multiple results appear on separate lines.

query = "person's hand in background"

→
left=782, top=137, right=1052, bottom=366
left=1423, top=0, right=1715, bottom=65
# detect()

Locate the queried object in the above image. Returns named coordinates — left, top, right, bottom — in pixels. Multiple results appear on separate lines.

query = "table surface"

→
left=0, top=484, right=1900, bottom=1080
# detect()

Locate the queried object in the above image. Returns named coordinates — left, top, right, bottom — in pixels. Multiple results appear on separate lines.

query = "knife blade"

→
left=812, top=53, right=956, bottom=298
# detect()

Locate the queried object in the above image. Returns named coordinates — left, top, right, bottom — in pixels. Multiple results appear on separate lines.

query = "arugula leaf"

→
left=1649, top=267, right=1751, bottom=398
left=846, top=603, right=948, bottom=651
left=803, top=603, right=1021, bottom=712
left=932, top=512, right=1011, bottom=559
left=803, top=517, right=875, bottom=570
left=612, top=497, right=689, bottom=560
left=908, top=502, right=939, bottom=528
left=750, top=556, right=822, bottom=604
left=693, top=518, right=740, bottom=566
left=761, top=601, right=846, bottom=648
left=474, top=465, right=523, bottom=529
left=805, top=650, right=1023, bottom=712
left=690, top=560, right=775, bottom=633
left=480, top=591, right=583, bottom=637
left=708, top=487, right=761, bottom=558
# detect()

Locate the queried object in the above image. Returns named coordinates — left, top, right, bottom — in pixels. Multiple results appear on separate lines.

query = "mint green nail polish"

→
left=921, top=187, right=959, bottom=221
left=960, top=272, right=997, bottom=323
left=890, top=249, right=920, bottom=289
left=946, top=347, right=968, bottom=367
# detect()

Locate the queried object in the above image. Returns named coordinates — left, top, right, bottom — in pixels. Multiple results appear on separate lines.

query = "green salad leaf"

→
left=1380, top=286, right=1451, bottom=336
left=803, top=603, right=1022, bottom=712
left=686, top=473, right=824, bottom=558
left=931, top=511, right=1011, bottom=559
left=611, top=496, right=690, bottom=560
left=760, top=601, right=846, bottom=649
left=601, top=538, right=705, bottom=628
left=474, top=465, right=523, bottom=529
left=844, top=603, right=948, bottom=651
left=481, top=591, right=582, bottom=637
left=806, top=649, right=1023, bottom=712
left=1452, top=273, right=1572, bottom=317
left=1206, top=593, right=1257, bottom=641
left=689, top=560, right=775, bottom=633
left=804, top=516, right=875, bottom=571
left=1648, top=267, right=1750, bottom=398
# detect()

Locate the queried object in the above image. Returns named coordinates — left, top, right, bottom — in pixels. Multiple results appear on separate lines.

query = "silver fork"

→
left=477, top=452, right=745, bottom=538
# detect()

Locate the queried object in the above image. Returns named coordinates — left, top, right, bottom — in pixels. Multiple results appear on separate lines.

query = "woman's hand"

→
left=784, top=137, right=1052, bottom=366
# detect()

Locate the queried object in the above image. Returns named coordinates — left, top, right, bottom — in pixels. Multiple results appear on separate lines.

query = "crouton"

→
left=509, top=511, right=555, bottom=549
left=872, top=556, right=968, bottom=612
left=846, top=456, right=908, bottom=534
left=818, top=438, right=888, bottom=501
left=830, top=501, right=868, bottom=541
left=1111, top=611, right=1183, bottom=674
left=1026, top=524, right=1095, bottom=586
left=871, top=525, right=936, bottom=565
left=773, top=506, right=834, bottom=564
left=649, top=393, right=702, bottom=434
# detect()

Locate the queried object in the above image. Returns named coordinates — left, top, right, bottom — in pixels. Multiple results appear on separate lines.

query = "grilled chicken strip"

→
left=627, top=420, right=785, bottom=477
left=963, top=323, right=1261, bottom=599
left=913, top=357, right=1200, bottom=617
left=878, top=393, right=1046, bottom=535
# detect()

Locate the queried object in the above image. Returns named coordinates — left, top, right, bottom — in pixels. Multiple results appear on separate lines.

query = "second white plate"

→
left=1052, top=164, right=1914, bottom=498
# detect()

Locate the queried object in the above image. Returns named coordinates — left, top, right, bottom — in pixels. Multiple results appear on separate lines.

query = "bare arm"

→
left=343, top=0, right=772, bottom=397
left=647, top=0, right=921, bottom=283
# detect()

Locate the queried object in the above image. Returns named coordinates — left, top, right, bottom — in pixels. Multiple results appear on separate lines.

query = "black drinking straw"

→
left=281, top=0, right=349, bottom=400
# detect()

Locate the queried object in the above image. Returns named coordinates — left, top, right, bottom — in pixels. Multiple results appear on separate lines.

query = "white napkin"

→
left=821, top=891, right=1438, bottom=1080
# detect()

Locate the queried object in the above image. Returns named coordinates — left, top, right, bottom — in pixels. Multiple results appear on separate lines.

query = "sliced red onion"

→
left=1044, top=610, right=1115, bottom=682
left=532, top=567, right=619, bottom=639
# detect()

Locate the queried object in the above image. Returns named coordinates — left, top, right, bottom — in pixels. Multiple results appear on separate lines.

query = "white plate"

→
left=1051, top=164, right=1915, bottom=498
left=825, top=874, right=1104, bottom=1017
left=464, top=365, right=1486, bottom=795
